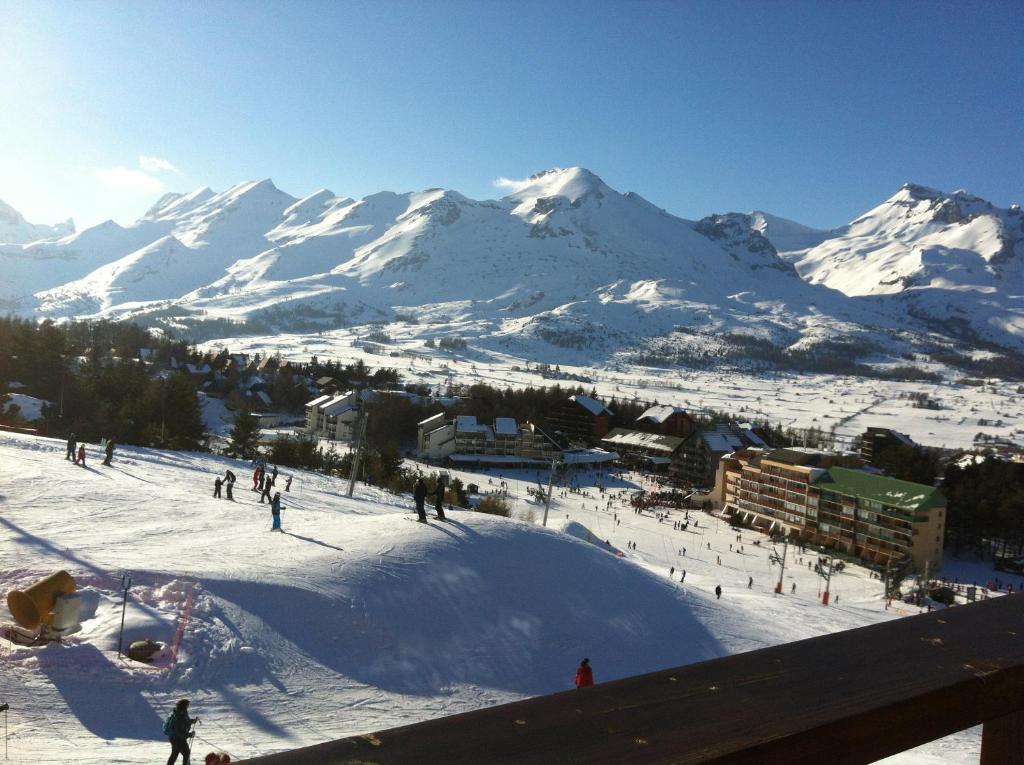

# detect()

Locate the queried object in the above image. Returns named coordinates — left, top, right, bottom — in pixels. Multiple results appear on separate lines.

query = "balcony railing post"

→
left=980, top=709, right=1024, bottom=764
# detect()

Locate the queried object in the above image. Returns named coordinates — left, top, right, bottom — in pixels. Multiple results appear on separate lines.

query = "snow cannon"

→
left=6, top=570, right=79, bottom=634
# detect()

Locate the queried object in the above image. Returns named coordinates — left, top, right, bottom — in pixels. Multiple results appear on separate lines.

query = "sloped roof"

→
left=815, top=467, right=944, bottom=513
left=305, top=394, right=333, bottom=409
left=638, top=405, right=686, bottom=424
left=418, top=412, right=447, bottom=428
left=570, top=394, right=612, bottom=416
left=494, top=417, right=518, bottom=435
left=602, top=428, right=684, bottom=453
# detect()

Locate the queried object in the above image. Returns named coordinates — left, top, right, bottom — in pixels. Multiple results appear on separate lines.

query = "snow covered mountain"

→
left=0, top=198, right=74, bottom=244
left=765, top=184, right=1024, bottom=347
left=2, top=170, right=1021, bottom=361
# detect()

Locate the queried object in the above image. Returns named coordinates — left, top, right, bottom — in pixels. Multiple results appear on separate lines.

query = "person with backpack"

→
left=575, top=658, right=594, bottom=688
left=164, top=698, right=198, bottom=765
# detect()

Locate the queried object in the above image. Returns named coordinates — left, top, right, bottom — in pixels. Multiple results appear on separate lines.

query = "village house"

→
left=417, top=414, right=562, bottom=467
left=636, top=405, right=698, bottom=439
left=673, top=422, right=769, bottom=488
left=305, top=391, right=361, bottom=441
left=544, top=394, right=612, bottom=445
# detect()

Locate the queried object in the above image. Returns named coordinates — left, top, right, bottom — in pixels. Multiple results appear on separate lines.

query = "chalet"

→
left=636, top=405, right=697, bottom=439
left=545, top=395, right=612, bottom=445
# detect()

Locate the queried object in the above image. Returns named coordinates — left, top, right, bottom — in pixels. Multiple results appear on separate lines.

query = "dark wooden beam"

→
left=239, top=595, right=1024, bottom=764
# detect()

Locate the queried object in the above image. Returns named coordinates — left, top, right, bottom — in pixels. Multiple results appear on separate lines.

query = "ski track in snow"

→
left=0, top=432, right=986, bottom=763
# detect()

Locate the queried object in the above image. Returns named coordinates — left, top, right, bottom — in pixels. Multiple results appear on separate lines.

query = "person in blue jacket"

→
left=164, top=698, right=197, bottom=765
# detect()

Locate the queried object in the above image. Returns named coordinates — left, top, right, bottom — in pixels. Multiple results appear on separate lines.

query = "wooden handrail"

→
left=239, top=595, right=1024, bottom=764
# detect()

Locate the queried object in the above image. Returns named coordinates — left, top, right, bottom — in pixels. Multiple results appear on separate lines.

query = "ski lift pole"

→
left=117, top=571, right=132, bottom=659
left=822, top=557, right=834, bottom=606
left=346, top=410, right=368, bottom=499
left=542, top=457, right=557, bottom=527
left=774, top=538, right=788, bottom=594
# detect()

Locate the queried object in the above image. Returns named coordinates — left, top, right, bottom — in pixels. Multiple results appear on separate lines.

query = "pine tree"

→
left=227, top=407, right=260, bottom=459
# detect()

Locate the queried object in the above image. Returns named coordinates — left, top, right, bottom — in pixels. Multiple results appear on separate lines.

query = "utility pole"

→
left=542, top=457, right=557, bottom=527
left=821, top=556, right=834, bottom=606
left=1, top=702, right=8, bottom=761
left=772, top=538, right=789, bottom=594
left=117, top=571, right=133, bottom=659
left=346, top=409, right=369, bottom=499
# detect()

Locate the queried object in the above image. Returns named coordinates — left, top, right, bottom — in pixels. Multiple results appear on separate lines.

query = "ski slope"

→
left=0, top=432, right=979, bottom=763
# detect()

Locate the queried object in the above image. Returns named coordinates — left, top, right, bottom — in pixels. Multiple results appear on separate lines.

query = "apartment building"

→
left=304, top=391, right=360, bottom=440
left=716, top=448, right=944, bottom=572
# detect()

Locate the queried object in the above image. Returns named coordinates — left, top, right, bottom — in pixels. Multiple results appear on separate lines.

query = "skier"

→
left=791, top=582, right=796, bottom=594
left=65, top=432, right=77, bottom=461
left=75, top=444, right=86, bottom=467
left=432, top=475, right=447, bottom=520
left=163, top=698, right=198, bottom=765
left=213, top=476, right=223, bottom=499
left=252, top=467, right=260, bottom=492
left=413, top=477, right=428, bottom=522
left=271, top=465, right=278, bottom=485
left=224, top=469, right=236, bottom=501
left=715, top=584, right=722, bottom=600
left=270, top=492, right=283, bottom=531
left=260, top=476, right=273, bottom=505
left=575, top=658, right=594, bottom=688
left=748, top=576, right=753, bottom=589
left=681, top=570, right=686, bottom=582
left=285, top=475, right=293, bottom=493
left=103, top=437, right=115, bottom=466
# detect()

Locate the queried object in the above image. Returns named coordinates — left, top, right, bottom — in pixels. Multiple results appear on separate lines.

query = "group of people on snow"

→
left=412, top=475, right=447, bottom=522
left=64, top=432, right=115, bottom=468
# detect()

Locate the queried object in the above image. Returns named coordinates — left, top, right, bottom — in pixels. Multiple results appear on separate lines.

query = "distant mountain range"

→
left=1, top=169, right=1020, bottom=369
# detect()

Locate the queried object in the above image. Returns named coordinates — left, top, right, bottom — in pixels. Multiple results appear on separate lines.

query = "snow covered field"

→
left=0, top=431, right=985, bottom=763
left=199, top=330, right=1023, bottom=451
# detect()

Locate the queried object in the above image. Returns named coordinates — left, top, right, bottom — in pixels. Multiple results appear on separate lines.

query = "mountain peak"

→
left=0, top=198, right=76, bottom=243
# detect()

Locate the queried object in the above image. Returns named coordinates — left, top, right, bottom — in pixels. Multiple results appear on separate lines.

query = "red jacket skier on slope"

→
left=575, top=658, right=594, bottom=688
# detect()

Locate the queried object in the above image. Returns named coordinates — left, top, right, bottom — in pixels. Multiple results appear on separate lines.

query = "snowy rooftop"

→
left=602, top=428, right=684, bottom=453
left=570, top=394, right=612, bottom=416
left=305, top=394, right=334, bottom=409
left=638, top=404, right=686, bottom=424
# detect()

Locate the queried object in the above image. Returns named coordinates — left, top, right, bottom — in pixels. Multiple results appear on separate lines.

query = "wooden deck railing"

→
left=239, top=595, right=1024, bottom=764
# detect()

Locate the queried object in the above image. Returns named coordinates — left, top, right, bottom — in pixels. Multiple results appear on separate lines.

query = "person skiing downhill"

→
left=65, top=433, right=77, bottom=461
left=432, top=475, right=447, bottom=520
left=164, top=698, right=198, bottom=765
left=413, top=477, right=428, bottom=522
left=270, top=492, right=283, bottom=531
left=575, top=658, right=594, bottom=688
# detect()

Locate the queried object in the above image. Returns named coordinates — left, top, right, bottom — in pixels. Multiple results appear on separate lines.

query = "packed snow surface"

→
left=0, top=432, right=982, bottom=763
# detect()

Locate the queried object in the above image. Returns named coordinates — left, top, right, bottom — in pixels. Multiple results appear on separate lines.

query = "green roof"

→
left=815, top=467, right=944, bottom=514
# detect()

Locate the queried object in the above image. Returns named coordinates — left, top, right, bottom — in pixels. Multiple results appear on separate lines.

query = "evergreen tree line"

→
left=0, top=317, right=205, bottom=448
left=942, top=458, right=1024, bottom=557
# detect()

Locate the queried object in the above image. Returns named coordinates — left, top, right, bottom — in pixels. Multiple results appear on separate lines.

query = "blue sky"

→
left=2, top=0, right=1020, bottom=229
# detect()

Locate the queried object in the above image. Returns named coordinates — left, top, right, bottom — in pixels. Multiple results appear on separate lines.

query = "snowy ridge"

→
left=0, top=198, right=74, bottom=245
left=2, top=169, right=1022, bottom=356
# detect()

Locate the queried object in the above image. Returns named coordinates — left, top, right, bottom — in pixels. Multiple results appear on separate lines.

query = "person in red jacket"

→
left=575, top=658, right=594, bottom=688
